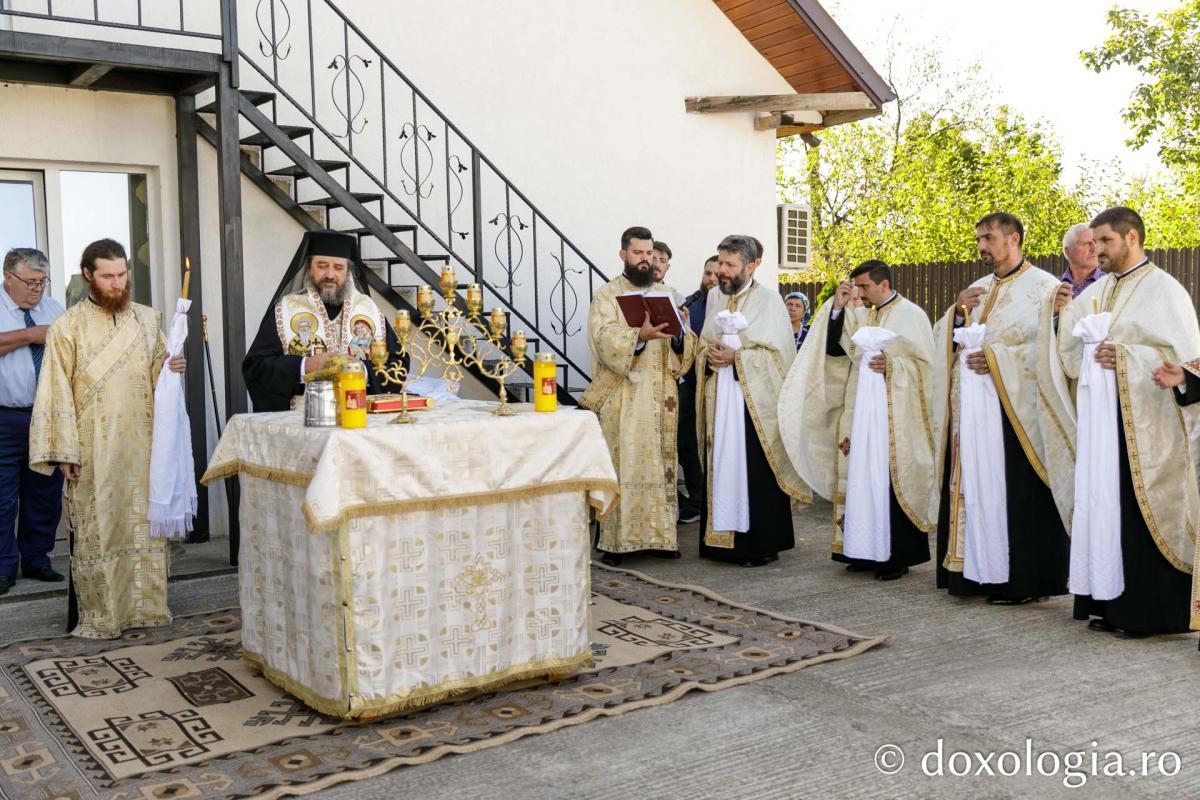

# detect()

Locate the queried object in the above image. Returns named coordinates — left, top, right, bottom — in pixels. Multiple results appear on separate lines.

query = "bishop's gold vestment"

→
left=29, top=300, right=171, bottom=639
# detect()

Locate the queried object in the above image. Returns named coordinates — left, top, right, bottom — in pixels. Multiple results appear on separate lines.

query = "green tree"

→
left=1082, top=1, right=1200, bottom=168
left=1082, top=1, right=1200, bottom=247
left=778, top=49, right=1091, bottom=279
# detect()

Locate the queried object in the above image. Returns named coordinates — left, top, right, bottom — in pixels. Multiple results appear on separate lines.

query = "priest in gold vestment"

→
left=583, top=227, right=696, bottom=566
left=29, top=239, right=184, bottom=639
left=697, top=235, right=810, bottom=567
left=932, top=213, right=1070, bottom=604
left=1043, top=207, right=1200, bottom=638
left=779, top=261, right=936, bottom=581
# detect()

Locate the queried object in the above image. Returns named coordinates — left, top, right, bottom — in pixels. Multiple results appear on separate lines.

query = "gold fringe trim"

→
left=248, top=564, right=885, bottom=800
left=242, top=647, right=592, bottom=721
left=884, top=357, right=936, bottom=533
left=981, top=346, right=1050, bottom=486
left=944, top=434, right=965, bottom=573
left=200, top=460, right=313, bottom=487
left=1115, top=349, right=1192, bottom=573
left=734, top=349, right=812, bottom=503
left=705, top=530, right=736, bottom=548
left=301, top=478, right=620, bottom=533
left=1037, top=385, right=1076, bottom=462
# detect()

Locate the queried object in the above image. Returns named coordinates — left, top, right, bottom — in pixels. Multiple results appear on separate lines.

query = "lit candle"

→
left=489, top=307, right=506, bottom=339
left=440, top=265, right=456, bottom=297
left=511, top=329, right=527, bottom=361
left=395, top=309, right=412, bottom=339
left=416, top=285, right=433, bottom=317
left=466, top=283, right=483, bottom=314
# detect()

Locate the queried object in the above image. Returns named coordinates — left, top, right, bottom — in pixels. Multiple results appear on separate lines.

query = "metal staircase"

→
left=196, top=0, right=611, bottom=403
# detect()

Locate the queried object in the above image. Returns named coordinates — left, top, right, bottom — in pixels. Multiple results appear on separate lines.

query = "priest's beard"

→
left=1099, top=240, right=1132, bottom=274
left=305, top=275, right=347, bottom=307
left=719, top=270, right=748, bottom=295
left=89, top=283, right=130, bottom=314
left=623, top=258, right=654, bottom=288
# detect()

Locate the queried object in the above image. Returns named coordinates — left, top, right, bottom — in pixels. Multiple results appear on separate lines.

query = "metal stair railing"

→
left=234, top=0, right=608, bottom=396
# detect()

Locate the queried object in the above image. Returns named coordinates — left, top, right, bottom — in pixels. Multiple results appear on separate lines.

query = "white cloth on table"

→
left=711, top=310, right=750, bottom=533
left=1068, top=312, right=1123, bottom=600
left=953, top=323, right=1009, bottom=584
left=843, top=326, right=897, bottom=561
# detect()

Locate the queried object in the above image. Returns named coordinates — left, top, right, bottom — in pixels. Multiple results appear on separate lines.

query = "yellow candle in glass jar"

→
left=338, top=360, right=368, bottom=428
left=533, top=352, right=557, bottom=412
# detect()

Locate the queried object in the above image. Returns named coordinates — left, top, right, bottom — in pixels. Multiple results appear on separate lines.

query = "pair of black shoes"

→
left=741, top=554, right=778, bottom=568
left=1086, top=618, right=1150, bottom=639
left=599, top=550, right=682, bottom=567
left=0, top=567, right=65, bottom=596
left=844, top=563, right=908, bottom=581
left=985, top=594, right=1043, bottom=606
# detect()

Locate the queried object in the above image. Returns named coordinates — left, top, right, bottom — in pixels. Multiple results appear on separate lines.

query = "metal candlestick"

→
left=368, top=309, right=433, bottom=424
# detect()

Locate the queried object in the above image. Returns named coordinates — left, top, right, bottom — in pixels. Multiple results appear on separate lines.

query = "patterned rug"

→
left=0, top=565, right=885, bottom=799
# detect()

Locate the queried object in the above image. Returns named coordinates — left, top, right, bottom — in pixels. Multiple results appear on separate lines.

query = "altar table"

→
left=201, top=400, right=617, bottom=720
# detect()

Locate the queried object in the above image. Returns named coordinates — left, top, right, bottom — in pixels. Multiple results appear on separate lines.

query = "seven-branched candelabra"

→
left=370, top=266, right=528, bottom=421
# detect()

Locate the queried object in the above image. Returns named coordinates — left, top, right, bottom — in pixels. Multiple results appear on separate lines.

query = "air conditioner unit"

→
left=777, top=203, right=811, bottom=270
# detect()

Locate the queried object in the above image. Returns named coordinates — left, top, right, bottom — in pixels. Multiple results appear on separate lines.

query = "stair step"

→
left=240, top=125, right=312, bottom=147
left=382, top=254, right=451, bottom=264
left=302, top=192, right=383, bottom=208
left=344, top=224, right=416, bottom=237
left=197, top=90, right=275, bottom=114
left=266, top=160, right=349, bottom=178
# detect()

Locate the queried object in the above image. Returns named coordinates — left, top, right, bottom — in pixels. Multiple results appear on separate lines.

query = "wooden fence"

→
left=780, top=246, right=1200, bottom=318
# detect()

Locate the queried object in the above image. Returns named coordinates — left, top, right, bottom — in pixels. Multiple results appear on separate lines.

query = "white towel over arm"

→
left=148, top=297, right=197, bottom=539
left=953, top=323, right=1009, bottom=584
left=1068, top=312, right=1123, bottom=600
left=843, top=326, right=898, bottom=561
left=711, top=310, right=750, bottom=533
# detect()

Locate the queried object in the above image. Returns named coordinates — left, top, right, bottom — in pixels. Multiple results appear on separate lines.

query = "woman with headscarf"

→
left=784, top=291, right=812, bottom=351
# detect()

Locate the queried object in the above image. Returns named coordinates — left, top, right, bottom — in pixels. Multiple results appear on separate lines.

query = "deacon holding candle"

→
left=930, top=213, right=1070, bottom=605
left=1046, top=207, right=1200, bottom=639
left=243, top=230, right=402, bottom=411
left=28, top=238, right=185, bottom=638
left=581, top=226, right=696, bottom=566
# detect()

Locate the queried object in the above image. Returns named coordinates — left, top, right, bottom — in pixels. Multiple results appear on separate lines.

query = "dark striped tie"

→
left=24, top=309, right=43, bottom=382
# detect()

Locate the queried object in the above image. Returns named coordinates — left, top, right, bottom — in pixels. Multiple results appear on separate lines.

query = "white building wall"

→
left=0, top=2, right=803, bottom=535
left=0, top=84, right=307, bottom=539
left=332, top=0, right=792, bottom=293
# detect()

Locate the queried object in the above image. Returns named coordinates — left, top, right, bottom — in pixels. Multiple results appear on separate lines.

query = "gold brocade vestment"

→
left=29, top=300, right=170, bottom=639
left=582, top=275, right=696, bottom=553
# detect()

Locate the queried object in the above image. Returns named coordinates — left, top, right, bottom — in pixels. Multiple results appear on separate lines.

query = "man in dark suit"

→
left=676, top=255, right=719, bottom=524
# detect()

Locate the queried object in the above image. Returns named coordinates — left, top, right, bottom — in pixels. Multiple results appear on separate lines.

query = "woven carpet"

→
left=0, top=565, right=886, bottom=799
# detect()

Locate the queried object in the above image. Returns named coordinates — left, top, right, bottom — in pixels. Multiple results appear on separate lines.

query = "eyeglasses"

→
left=6, top=273, right=50, bottom=290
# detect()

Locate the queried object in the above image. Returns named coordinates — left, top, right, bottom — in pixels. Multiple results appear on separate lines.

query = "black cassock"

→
left=825, top=308, right=930, bottom=572
left=935, top=340, right=1070, bottom=600
left=242, top=299, right=403, bottom=412
left=1072, top=372, right=1198, bottom=634
left=697, top=364, right=795, bottom=564
left=936, top=414, right=1070, bottom=600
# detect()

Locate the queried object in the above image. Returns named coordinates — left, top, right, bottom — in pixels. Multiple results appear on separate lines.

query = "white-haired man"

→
left=1057, top=222, right=1101, bottom=301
